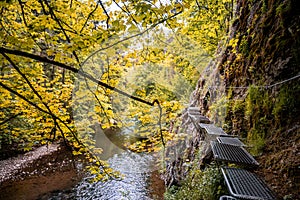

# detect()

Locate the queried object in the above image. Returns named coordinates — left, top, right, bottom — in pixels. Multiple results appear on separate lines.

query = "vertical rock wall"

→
left=164, top=0, right=300, bottom=198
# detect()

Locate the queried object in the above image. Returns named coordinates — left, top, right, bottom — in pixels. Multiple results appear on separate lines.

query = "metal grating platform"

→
left=211, top=141, right=259, bottom=166
left=188, top=107, right=201, bottom=115
left=188, top=110, right=202, bottom=115
left=188, top=107, right=201, bottom=112
left=189, top=114, right=211, bottom=124
left=219, top=195, right=237, bottom=200
left=217, top=137, right=245, bottom=146
left=221, top=167, right=276, bottom=200
left=199, top=123, right=228, bottom=136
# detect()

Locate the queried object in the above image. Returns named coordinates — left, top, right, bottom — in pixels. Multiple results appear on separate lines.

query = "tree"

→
left=0, top=0, right=232, bottom=180
left=179, top=0, right=233, bottom=54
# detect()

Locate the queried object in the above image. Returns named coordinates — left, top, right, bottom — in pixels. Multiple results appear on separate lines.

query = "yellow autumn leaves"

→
left=1, top=0, right=233, bottom=181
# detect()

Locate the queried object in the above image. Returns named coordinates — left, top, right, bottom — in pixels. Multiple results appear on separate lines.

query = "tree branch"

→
left=2, top=52, right=49, bottom=111
left=0, top=47, right=156, bottom=106
left=1, top=52, right=81, bottom=142
left=43, top=0, right=81, bottom=63
left=0, top=80, right=81, bottom=143
left=0, top=81, right=52, bottom=119
left=17, top=0, right=28, bottom=27
left=0, top=80, right=116, bottom=178
left=80, top=2, right=99, bottom=33
left=1, top=52, right=59, bottom=138
left=0, top=112, right=23, bottom=126
left=154, top=99, right=165, bottom=148
left=98, top=0, right=110, bottom=29
left=83, top=9, right=183, bottom=67
left=112, top=0, right=139, bottom=27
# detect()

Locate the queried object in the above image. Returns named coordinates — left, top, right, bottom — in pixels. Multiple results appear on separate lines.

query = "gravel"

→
left=0, top=144, right=59, bottom=183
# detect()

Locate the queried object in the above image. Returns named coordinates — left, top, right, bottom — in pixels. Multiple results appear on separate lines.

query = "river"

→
left=46, top=151, right=165, bottom=200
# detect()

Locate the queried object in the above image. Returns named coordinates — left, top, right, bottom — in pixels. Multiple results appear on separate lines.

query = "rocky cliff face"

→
left=194, top=0, right=300, bottom=116
left=165, top=0, right=300, bottom=198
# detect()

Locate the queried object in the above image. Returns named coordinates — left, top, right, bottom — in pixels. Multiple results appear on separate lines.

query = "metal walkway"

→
left=217, top=136, right=245, bottom=146
left=199, top=123, right=228, bottom=136
left=211, top=141, right=259, bottom=166
left=187, top=113, right=276, bottom=199
left=187, top=107, right=211, bottom=124
left=221, top=167, right=276, bottom=200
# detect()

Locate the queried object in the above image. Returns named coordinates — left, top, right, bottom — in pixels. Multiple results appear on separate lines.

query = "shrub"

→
left=164, top=165, right=226, bottom=200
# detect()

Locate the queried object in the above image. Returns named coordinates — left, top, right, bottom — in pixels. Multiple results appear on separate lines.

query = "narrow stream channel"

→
left=47, top=151, right=165, bottom=200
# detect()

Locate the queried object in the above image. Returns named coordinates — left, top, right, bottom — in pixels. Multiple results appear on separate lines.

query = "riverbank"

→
left=0, top=143, right=82, bottom=200
left=0, top=143, right=165, bottom=200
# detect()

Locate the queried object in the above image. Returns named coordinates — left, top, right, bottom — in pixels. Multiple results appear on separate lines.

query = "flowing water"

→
left=47, top=151, right=165, bottom=200
left=0, top=132, right=165, bottom=200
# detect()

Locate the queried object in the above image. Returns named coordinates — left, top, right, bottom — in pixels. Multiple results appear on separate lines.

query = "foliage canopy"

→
left=0, top=0, right=233, bottom=179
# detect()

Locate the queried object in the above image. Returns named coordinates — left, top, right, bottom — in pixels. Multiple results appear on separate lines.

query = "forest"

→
left=1, top=0, right=231, bottom=173
left=0, top=0, right=299, bottom=199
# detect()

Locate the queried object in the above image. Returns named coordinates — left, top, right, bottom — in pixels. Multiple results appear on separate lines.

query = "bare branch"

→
left=98, top=0, right=110, bottom=29
left=151, top=99, right=165, bottom=148
left=195, top=0, right=201, bottom=11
